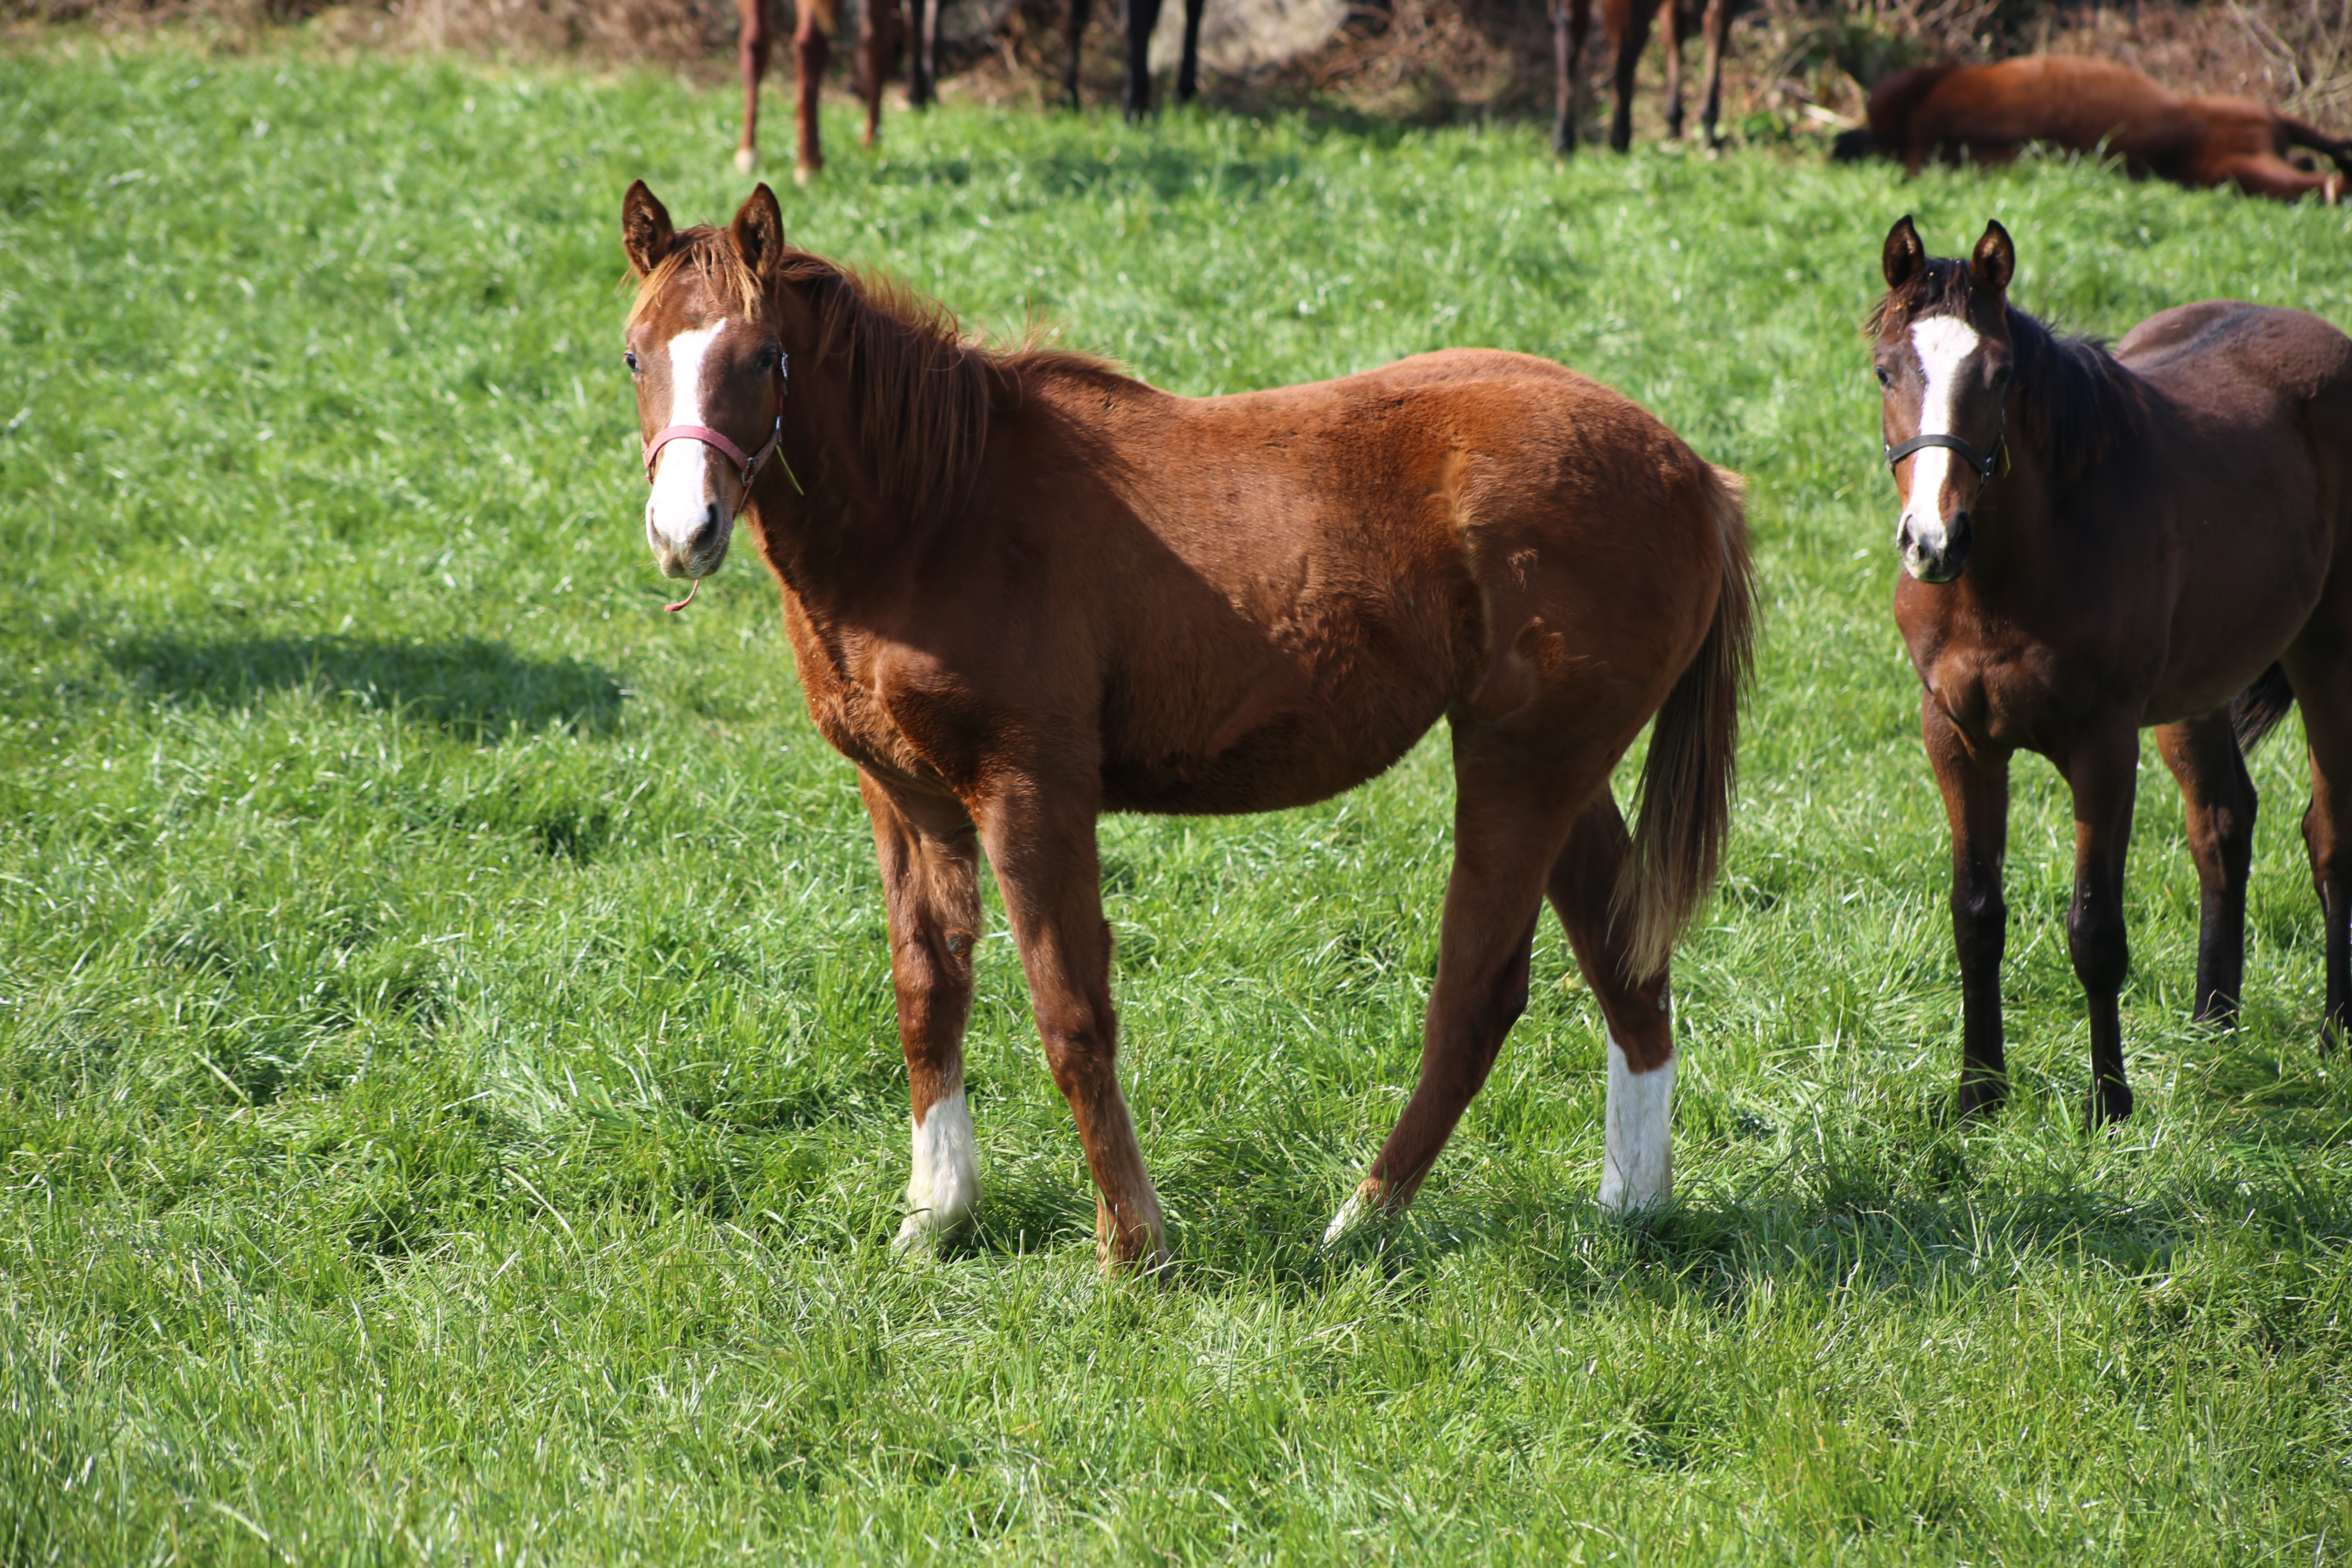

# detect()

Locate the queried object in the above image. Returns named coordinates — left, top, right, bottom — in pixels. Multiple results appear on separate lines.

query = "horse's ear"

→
left=731, top=184, right=788, bottom=281
left=1971, top=220, right=2015, bottom=296
left=1882, top=214, right=1926, bottom=290
left=622, top=180, right=675, bottom=278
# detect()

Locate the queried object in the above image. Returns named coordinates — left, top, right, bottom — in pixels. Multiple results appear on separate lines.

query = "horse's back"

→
left=2119, top=301, right=2352, bottom=406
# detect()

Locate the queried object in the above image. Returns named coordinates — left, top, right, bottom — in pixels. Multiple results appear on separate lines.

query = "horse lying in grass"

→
left=1554, top=0, right=1739, bottom=155
left=1840, top=56, right=2352, bottom=203
left=737, top=0, right=1208, bottom=183
left=619, top=180, right=1755, bottom=1266
left=1868, top=215, right=2352, bottom=1128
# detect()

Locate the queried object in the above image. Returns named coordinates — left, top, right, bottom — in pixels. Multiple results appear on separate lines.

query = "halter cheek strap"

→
left=641, top=354, right=791, bottom=519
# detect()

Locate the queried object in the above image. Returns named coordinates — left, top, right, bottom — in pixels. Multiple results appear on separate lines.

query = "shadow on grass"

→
left=107, top=633, right=626, bottom=740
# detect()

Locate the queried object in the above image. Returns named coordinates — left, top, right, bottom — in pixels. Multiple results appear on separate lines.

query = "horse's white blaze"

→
left=1898, top=315, right=1982, bottom=558
left=646, top=319, right=727, bottom=552
left=1597, top=1032, right=1674, bottom=1214
left=893, top=1089, right=980, bottom=1250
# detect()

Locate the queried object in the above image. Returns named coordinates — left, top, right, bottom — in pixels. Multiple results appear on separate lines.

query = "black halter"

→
left=1884, top=427, right=2003, bottom=486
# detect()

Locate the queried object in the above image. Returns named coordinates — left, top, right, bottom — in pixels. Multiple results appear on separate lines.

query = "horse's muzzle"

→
left=1899, top=510, right=1972, bottom=584
left=648, top=502, right=732, bottom=580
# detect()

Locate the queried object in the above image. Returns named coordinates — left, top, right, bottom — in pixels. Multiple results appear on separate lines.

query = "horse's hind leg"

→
left=861, top=773, right=986, bottom=1249
left=1325, top=728, right=1605, bottom=1238
left=736, top=0, right=774, bottom=174
left=1603, top=0, right=1653, bottom=154
left=858, top=0, right=897, bottom=147
left=2285, top=657, right=2352, bottom=1050
left=792, top=0, right=834, bottom=184
left=1695, top=0, right=1732, bottom=147
left=1659, top=0, right=1686, bottom=141
left=974, top=788, right=1166, bottom=1268
left=2155, top=716, right=2257, bottom=1027
left=1546, top=789, right=1675, bottom=1212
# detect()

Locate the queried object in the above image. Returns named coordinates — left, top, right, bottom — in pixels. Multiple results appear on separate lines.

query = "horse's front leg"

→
left=861, top=773, right=985, bottom=1250
left=1925, top=697, right=2013, bottom=1118
left=2062, top=725, right=2142, bottom=1127
left=1696, top=0, right=1732, bottom=147
left=907, top=0, right=937, bottom=108
left=1174, top=0, right=1205, bottom=103
left=975, top=784, right=1165, bottom=1270
left=1553, top=0, right=1590, bottom=155
left=1122, top=0, right=1166, bottom=121
left=2156, top=716, right=2256, bottom=1026
left=1660, top=0, right=1686, bottom=141
left=1604, top=0, right=1654, bottom=154
left=1063, top=0, right=1089, bottom=109
left=859, top=0, right=898, bottom=146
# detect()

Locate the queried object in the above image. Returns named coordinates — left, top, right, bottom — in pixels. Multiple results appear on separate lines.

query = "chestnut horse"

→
left=1869, top=215, right=2352, bottom=1128
left=738, top=0, right=1209, bottom=182
left=734, top=0, right=897, bottom=183
left=1845, top=56, right=2352, bottom=203
left=619, top=181, right=1754, bottom=1266
left=1554, top=0, right=1737, bottom=155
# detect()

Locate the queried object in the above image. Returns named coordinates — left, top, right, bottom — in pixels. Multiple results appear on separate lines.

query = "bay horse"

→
left=1869, top=215, right=2352, bottom=1128
left=619, top=180, right=1754, bottom=1266
left=1554, top=0, right=1737, bottom=155
left=1845, top=56, right=2352, bottom=203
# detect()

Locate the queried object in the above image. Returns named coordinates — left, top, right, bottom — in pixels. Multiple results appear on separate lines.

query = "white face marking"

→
left=1897, top=315, right=1983, bottom=572
left=1597, top=1032, right=1674, bottom=1215
left=645, top=319, right=727, bottom=556
left=893, top=1087, right=981, bottom=1250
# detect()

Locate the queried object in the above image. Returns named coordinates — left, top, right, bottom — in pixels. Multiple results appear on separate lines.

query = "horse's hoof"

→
left=2082, top=1085, right=2134, bottom=1131
left=734, top=146, right=758, bottom=175
left=1321, top=1192, right=1370, bottom=1247
left=1952, top=1075, right=2007, bottom=1123
left=793, top=163, right=817, bottom=187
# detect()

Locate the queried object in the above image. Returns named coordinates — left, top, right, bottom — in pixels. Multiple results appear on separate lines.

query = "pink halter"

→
left=640, top=354, right=788, bottom=521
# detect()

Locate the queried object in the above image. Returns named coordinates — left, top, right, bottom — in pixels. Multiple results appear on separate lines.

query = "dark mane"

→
left=630, top=226, right=1116, bottom=520
left=1868, top=258, right=2151, bottom=484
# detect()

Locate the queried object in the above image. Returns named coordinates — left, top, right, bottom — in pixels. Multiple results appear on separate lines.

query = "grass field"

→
left=3, top=36, right=2350, bottom=1564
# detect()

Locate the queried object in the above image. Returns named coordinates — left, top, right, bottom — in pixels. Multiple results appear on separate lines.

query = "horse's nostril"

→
left=1899, top=518, right=1916, bottom=551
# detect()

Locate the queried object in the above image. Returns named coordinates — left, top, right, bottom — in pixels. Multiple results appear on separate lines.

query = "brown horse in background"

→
left=1869, top=215, right=2352, bottom=1129
left=1847, top=56, right=2352, bottom=203
left=619, top=180, right=1753, bottom=1267
left=1554, top=0, right=1738, bottom=155
left=737, top=0, right=1209, bottom=181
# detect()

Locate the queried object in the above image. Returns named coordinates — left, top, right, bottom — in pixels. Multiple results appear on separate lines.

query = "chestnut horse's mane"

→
left=630, top=225, right=1112, bottom=518
left=1869, top=257, right=2151, bottom=482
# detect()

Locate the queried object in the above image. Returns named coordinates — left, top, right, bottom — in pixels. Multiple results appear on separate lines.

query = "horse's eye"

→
left=624, top=351, right=641, bottom=375
left=1874, top=365, right=1893, bottom=389
left=1989, top=365, right=2012, bottom=390
left=753, top=345, right=780, bottom=374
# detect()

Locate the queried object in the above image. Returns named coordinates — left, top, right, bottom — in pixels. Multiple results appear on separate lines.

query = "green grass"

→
left=4, top=34, right=2350, bottom=1564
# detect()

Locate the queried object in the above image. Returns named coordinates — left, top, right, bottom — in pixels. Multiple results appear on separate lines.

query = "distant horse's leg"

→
left=793, top=0, right=835, bottom=184
left=1123, top=0, right=1167, bottom=120
left=1552, top=0, right=1590, bottom=155
left=2207, top=154, right=2343, bottom=203
left=737, top=0, right=775, bottom=173
left=859, top=0, right=897, bottom=147
left=2156, top=717, right=2257, bottom=1027
left=1604, top=0, right=1653, bottom=154
left=1545, top=790, right=1676, bottom=1213
left=976, top=791, right=1165, bottom=1269
left=1065, top=0, right=1090, bottom=108
left=1175, top=0, right=1205, bottom=103
left=908, top=0, right=937, bottom=109
left=2062, top=725, right=2142, bottom=1128
left=1925, top=697, right=2013, bottom=1118
left=1660, top=0, right=1686, bottom=141
left=1326, top=731, right=1602, bottom=1237
left=1696, top=0, right=1732, bottom=147
left=862, top=773, right=986, bottom=1250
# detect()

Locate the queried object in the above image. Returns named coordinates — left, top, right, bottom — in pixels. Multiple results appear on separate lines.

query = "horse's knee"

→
left=1952, top=884, right=2006, bottom=971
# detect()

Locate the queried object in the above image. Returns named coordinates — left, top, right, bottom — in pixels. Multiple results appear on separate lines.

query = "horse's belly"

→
left=1099, top=691, right=1444, bottom=815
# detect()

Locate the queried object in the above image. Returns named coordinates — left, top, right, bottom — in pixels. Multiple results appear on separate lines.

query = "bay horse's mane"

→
left=628, top=225, right=1114, bottom=519
left=1867, top=256, right=2152, bottom=483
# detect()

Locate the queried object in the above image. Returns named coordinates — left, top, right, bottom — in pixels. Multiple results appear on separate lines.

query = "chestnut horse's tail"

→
left=1615, top=463, right=1757, bottom=983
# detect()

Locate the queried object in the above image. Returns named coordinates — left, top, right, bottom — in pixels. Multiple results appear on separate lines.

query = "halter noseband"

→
left=1884, top=425, right=2003, bottom=487
left=641, top=353, right=789, bottom=519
